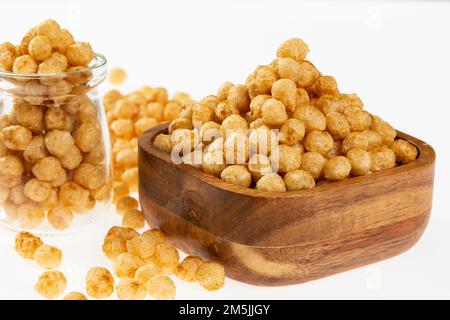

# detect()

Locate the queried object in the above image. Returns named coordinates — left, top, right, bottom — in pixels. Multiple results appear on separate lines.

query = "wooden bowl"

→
left=138, top=124, right=435, bottom=286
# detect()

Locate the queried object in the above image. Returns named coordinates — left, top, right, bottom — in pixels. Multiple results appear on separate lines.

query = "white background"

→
left=0, top=0, right=449, bottom=300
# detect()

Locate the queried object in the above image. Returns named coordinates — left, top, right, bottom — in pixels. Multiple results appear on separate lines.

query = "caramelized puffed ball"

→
left=135, top=263, right=163, bottom=284
left=52, top=29, right=75, bottom=54
left=103, top=89, right=122, bottom=112
left=200, top=121, right=221, bottom=145
left=66, top=42, right=94, bottom=66
left=342, top=105, right=369, bottom=129
left=36, top=19, right=60, bottom=42
left=24, top=178, right=52, bottom=202
left=227, top=85, right=250, bottom=113
left=126, top=234, right=156, bottom=259
left=163, top=101, right=182, bottom=121
left=34, top=244, right=62, bottom=270
left=114, top=253, right=144, bottom=279
left=13, top=55, right=38, bottom=74
left=0, top=155, right=24, bottom=177
left=192, top=103, right=215, bottom=124
left=44, top=130, right=74, bottom=158
left=370, top=146, right=396, bottom=172
left=301, top=151, right=326, bottom=179
left=304, top=130, right=334, bottom=156
left=315, top=76, right=339, bottom=95
left=271, top=144, right=302, bottom=173
left=116, top=279, right=146, bottom=300
left=15, top=231, right=43, bottom=259
left=116, top=196, right=139, bottom=214
left=293, top=105, right=326, bottom=132
left=32, top=156, right=62, bottom=181
left=296, top=61, right=320, bottom=88
left=284, top=170, right=315, bottom=191
left=248, top=125, right=276, bottom=155
left=221, top=114, right=248, bottom=137
left=279, top=118, right=306, bottom=146
left=217, top=82, right=234, bottom=102
left=112, top=182, right=129, bottom=204
left=195, top=262, right=225, bottom=291
left=14, top=104, right=45, bottom=132
left=392, top=139, right=418, bottom=164
left=45, top=106, right=72, bottom=130
left=277, top=57, right=302, bottom=82
left=362, top=130, right=383, bottom=151
left=18, top=203, right=45, bottom=229
left=135, top=117, right=158, bottom=136
left=1, top=125, right=32, bottom=150
left=37, top=52, right=68, bottom=74
left=35, top=270, right=67, bottom=299
left=142, top=229, right=166, bottom=246
left=224, top=132, right=249, bottom=164
left=249, top=95, right=271, bottom=119
left=63, top=292, right=87, bottom=300
left=75, top=122, right=101, bottom=152
left=202, top=150, right=226, bottom=177
left=342, top=132, right=369, bottom=154
left=28, top=35, right=52, bottom=61
left=168, top=118, right=193, bottom=134
left=58, top=181, right=90, bottom=208
left=326, top=112, right=350, bottom=139
left=153, top=134, right=172, bottom=153
left=271, top=79, right=297, bottom=112
left=74, top=163, right=105, bottom=190
left=102, top=236, right=126, bottom=261
left=115, top=148, right=138, bottom=167
left=175, top=256, right=204, bottom=282
left=60, top=145, right=82, bottom=170
left=248, top=154, right=273, bottom=181
left=86, top=267, right=114, bottom=299
left=323, top=156, right=352, bottom=181
left=9, top=185, right=27, bottom=205
left=47, top=207, right=73, bottom=230
left=0, top=42, right=16, bottom=71
left=251, top=66, right=278, bottom=96
left=106, top=226, right=139, bottom=241
left=113, top=99, right=139, bottom=119
left=109, top=68, right=127, bottom=85
left=122, top=209, right=145, bottom=230
left=277, top=38, right=309, bottom=62
left=220, top=165, right=252, bottom=188
left=145, top=275, right=176, bottom=300
left=151, top=243, right=180, bottom=275
left=215, top=100, right=239, bottom=122
left=371, top=116, right=397, bottom=145
left=256, top=173, right=286, bottom=192
left=261, top=98, right=288, bottom=126
left=346, top=148, right=372, bottom=176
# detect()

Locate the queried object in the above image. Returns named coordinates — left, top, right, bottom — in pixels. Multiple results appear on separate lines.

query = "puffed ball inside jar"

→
left=0, top=53, right=111, bottom=233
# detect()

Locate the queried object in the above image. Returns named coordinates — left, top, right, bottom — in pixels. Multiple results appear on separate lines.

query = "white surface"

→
left=1, top=0, right=450, bottom=300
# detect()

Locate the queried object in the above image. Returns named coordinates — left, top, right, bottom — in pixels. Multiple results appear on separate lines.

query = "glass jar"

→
left=0, top=54, right=112, bottom=234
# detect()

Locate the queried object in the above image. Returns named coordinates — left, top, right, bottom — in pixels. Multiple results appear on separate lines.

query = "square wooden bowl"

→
left=138, top=123, right=435, bottom=286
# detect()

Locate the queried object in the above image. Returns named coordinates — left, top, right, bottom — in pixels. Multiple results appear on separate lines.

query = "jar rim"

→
left=0, top=53, right=107, bottom=80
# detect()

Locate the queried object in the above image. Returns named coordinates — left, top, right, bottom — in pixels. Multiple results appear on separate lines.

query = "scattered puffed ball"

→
left=34, top=244, right=63, bottom=270
left=126, top=234, right=156, bottom=259
left=195, top=262, right=225, bottom=291
left=151, top=243, right=180, bottom=275
left=85, top=267, right=115, bottom=299
left=47, top=207, right=74, bottom=230
left=175, top=256, right=204, bottom=282
left=35, top=270, right=67, bottom=299
left=135, top=263, right=163, bottom=285
left=142, top=229, right=166, bottom=246
left=15, top=231, right=43, bottom=259
left=122, top=209, right=145, bottom=230
left=63, top=292, right=87, bottom=300
left=145, top=275, right=176, bottom=300
left=116, top=279, right=147, bottom=300
left=109, top=68, right=127, bottom=85
left=116, top=196, right=139, bottom=214
left=114, top=253, right=144, bottom=279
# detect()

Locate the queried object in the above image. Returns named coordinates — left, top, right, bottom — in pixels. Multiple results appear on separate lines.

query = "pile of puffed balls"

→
left=154, top=38, right=419, bottom=192
left=0, top=20, right=108, bottom=230
left=15, top=227, right=225, bottom=300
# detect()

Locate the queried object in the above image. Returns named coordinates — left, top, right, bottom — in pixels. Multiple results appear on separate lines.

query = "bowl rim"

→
left=139, top=123, right=436, bottom=199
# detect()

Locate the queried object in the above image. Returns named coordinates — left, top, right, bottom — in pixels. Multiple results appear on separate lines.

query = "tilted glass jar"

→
left=0, top=54, right=112, bottom=233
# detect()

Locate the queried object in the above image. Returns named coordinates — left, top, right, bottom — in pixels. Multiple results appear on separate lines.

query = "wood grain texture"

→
left=138, top=123, right=435, bottom=286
